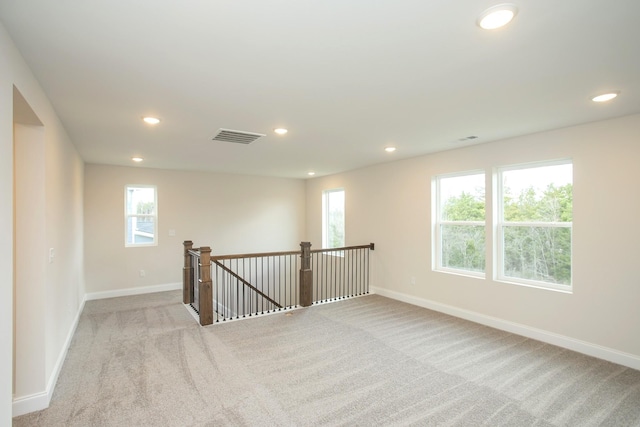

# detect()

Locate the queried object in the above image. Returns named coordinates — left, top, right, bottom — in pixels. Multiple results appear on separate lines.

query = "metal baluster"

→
left=220, top=261, right=225, bottom=321
left=296, top=253, right=300, bottom=306
left=259, top=257, right=263, bottom=314
left=252, top=256, right=255, bottom=316
left=366, top=246, right=370, bottom=294
left=268, top=256, right=272, bottom=312
left=360, top=249, right=367, bottom=295
left=272, top=255, right=276, bottom=312
left=334, top=250, right=338, bottom=300
left=340, top=249, right=344, bottom=299
left=279, top=255, right=283, bottom=310
left=288, top=254, right=291, bottom=309
left=350, top=249, right=354, bottom=297
left=236, top=258, right=240, bottom=318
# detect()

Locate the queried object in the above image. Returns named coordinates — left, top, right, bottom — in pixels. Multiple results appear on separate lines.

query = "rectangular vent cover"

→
left=212, top=128, right=265, bottom=144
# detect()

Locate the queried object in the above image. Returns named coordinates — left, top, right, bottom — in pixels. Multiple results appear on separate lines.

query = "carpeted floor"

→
left=13, top=291, right=640, bottom=426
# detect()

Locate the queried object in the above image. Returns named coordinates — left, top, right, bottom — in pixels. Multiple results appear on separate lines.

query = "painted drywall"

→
left=13, top=124, right=46, bottom=398
left=0, top=23, right=15, bottom=425
left=1, top=21, right=85, bottom=419
left=306, top=114, right=640, bottom=360
left=84, top=165, right=306, bottom=293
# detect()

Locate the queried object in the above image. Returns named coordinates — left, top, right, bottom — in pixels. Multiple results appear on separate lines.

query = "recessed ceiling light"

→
left=142, top=117, right=160, bottom=125
left=477, top=4, right=518, bottom=30
left=132, top=157, right=143, bottom=162
left=274, top=128, right=288, bottom=135
left=385, top=147, right=397, bottom=153
left=308, top=171, right=316, bottom=176
left=592, top=92, right=619, bottom=102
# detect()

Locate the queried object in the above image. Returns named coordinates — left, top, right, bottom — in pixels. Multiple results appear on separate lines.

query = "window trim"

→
left=494, top=159, right=573, bottom=292
left=125, top=184, right=158, bottom=248
left=433, top=170, right=486, bottom=278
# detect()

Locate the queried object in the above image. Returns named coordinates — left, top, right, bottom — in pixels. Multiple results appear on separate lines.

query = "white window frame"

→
left=495, top=159, right=572, bottom=292
left=125, top=185, right=158, bottom=247
left=322, top=188, right=345, bottom=250
left=433, top=170, right=486, bottom=278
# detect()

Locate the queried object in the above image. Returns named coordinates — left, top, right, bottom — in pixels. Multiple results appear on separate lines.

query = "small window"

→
left=496, top=160, right=572, bottom=290
left=322, top=188, right=345, bottom=249
left=125, top=185, right=157, bottom=247
left=434, top=172, right=486, bottom=276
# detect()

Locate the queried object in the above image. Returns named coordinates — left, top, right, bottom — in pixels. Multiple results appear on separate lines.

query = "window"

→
left=125, top=185, right=157, bottom=247
left=496, top=161, right=572, bottom=290
left=434, top=172, right=486, bottom=276
left=322, top=188, right=345, bottom=248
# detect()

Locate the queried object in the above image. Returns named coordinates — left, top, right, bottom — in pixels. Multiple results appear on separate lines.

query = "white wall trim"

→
left=370, top=286, right=640, bottom=371
left=13, top=297, right=86, bottom=417
left=85, top=282, right=181, bottom=301
left=13, top=283, right=181, bottom=417
left=11, top=390, right=49, bottom=418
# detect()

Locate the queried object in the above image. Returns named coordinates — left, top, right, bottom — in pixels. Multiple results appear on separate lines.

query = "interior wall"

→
left=13, top=123, right=46, bottom=397
left=1, top=21, right=85, bottom=419
left=44, top=113, right=85, bottom=380
left=84, top=164, right=306, bottom=294
left=0, top=25, right=15, bottom=423
left=306, top=114, right=640, bottom=360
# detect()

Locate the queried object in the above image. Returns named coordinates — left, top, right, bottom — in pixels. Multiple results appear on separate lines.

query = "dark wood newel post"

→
left=300, top=241, right=313, bottom=307
left=183, top=240, right=194, bottom=304
left=199, top=246, right=214, bottom=326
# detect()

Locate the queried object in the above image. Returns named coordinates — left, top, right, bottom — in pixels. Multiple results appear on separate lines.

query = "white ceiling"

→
left=1, top=0, right=639, bottom=178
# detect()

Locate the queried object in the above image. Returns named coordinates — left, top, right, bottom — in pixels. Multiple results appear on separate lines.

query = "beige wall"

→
left=84, top=165, right=306, bottom=293
left=0, top=27, right=15, bottom=422
left=306, top=114, right=640, bottom=361
left=1, top=21, right=85, bottom=420
left=13, top=123, right=46, bottom=398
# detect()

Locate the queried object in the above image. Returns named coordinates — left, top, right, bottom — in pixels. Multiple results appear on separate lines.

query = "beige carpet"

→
left=13, top=291, right=640, bottom=426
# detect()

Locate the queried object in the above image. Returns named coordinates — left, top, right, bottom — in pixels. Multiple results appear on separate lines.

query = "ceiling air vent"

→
left=212, top=128, right=266, bottom=145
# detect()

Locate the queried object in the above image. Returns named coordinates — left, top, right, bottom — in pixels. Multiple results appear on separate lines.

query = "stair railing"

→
left=183, top=241, right=374, bottom=326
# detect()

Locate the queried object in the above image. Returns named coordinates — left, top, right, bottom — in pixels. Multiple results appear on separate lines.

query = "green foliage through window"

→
left=323, top=189, right=345, bottom=249
left=499, top=162, right=572, bottom=287
left=441, top=224, right=485, bottom=272
left=436, top=173, right=486, bottom=274
left=434, top=161, right=572, bottom=290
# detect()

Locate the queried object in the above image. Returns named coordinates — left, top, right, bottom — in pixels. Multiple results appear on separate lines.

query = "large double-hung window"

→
left=496, top=161, right=572, bottom=290
left=434, top=172, right=486, bottom=276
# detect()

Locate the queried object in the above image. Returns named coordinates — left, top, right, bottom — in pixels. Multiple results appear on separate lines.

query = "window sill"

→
left=496, top=277, right=573, bottom=294
left=434, top=268, right=485, bottom=280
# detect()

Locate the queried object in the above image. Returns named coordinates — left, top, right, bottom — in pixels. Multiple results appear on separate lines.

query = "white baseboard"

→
left=370, top=286, right=640, bottom=371
left=13, top=297, right=86, bottom=417
left=85, top=282, right=181, bottom=301
left=13, top=283, right=182, bottom=417
left=12, top=391, right=48, bottom=418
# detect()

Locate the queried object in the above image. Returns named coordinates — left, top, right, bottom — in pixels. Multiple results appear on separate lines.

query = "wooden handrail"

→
left=188, top=243, right=375, bottom=261
left=211, top=249, right=300, bottom=261
left=310, top=243, right=374, bottom=253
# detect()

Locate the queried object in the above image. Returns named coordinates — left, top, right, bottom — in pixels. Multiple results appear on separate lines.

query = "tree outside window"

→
left=498, top=161, right=572, bottom=288
left=435, top=172, right=486, bottom=275
left=322, top=189, right=345, bottom=249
